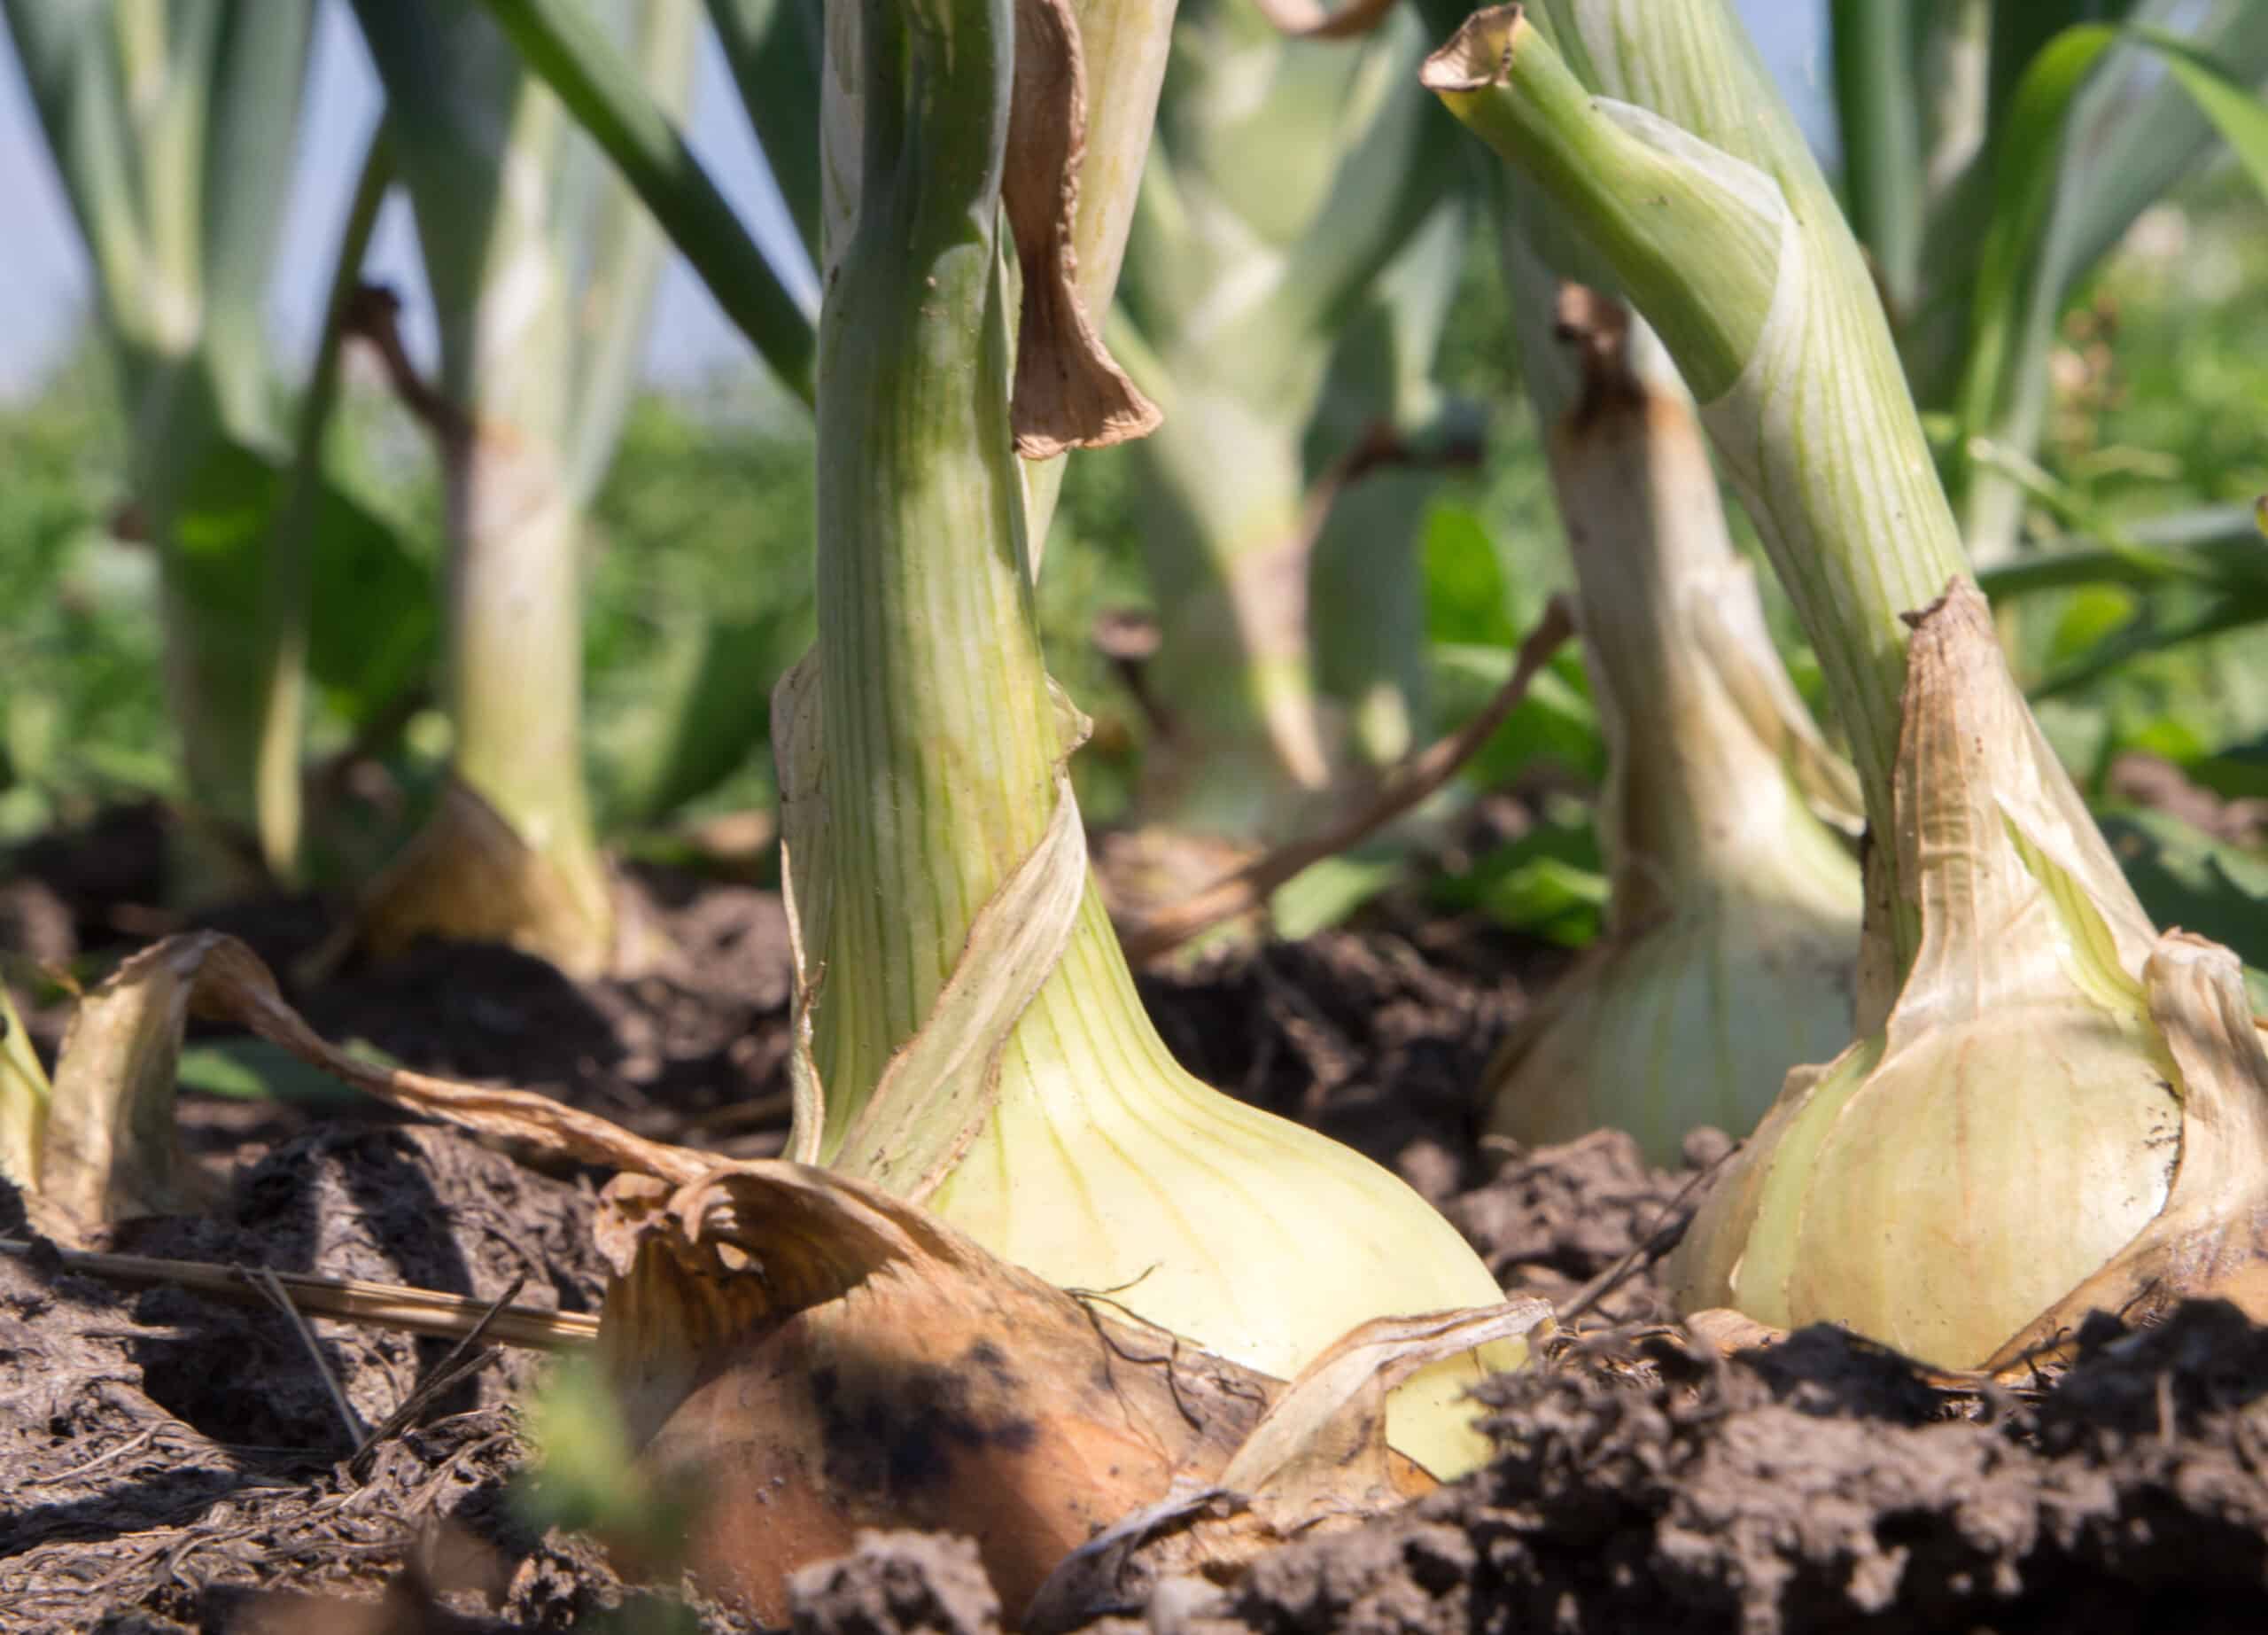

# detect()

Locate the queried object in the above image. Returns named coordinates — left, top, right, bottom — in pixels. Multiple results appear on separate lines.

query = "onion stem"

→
left=1424, top=1, right=1985, bottom=973
left=346, top=0, right=697, bottom=974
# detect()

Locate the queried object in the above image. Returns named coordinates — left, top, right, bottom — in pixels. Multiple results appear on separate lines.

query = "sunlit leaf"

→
left=1269, top=851, right=1403, bottom=940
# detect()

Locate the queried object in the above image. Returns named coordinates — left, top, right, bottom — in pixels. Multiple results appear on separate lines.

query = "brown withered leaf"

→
left=316, top=778, right=619, bottom=984
left=177, top=933, right=709, bottom=1186
left=35, top=937, right=221, bottom=1236
left=1681, top=1306, right=1788, bottom=1359
left=1005, top=0, right=1161, bottom=458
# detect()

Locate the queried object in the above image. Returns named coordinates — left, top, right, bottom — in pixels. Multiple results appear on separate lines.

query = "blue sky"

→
left=0, top=0, right=1828, bottom=401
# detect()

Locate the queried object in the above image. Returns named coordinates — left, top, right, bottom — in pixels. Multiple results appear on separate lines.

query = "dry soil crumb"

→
left=791, top=1531, right=1006, bottom=1635
left=1445, top=1126, right=1726, bottom=1320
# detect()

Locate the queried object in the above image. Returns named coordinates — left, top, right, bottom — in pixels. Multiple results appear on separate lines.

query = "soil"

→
left=1204, top=1303, right=2268, bottom=1635
left=5, top=806, right=2268, bottom=1632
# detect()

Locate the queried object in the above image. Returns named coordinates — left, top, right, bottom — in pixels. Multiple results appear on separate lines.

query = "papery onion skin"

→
left=1676, top=1006, right=2179, bottom=1369
left=1668, top=583, right=2188, bottom=1371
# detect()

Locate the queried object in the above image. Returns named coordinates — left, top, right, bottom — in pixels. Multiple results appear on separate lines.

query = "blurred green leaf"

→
left=1433, top=813, right=1606, bottom=947
left=1422, top=502, right=1516, bottom=647
left=175, top=1039, right=364, bottom=1107
left=76, top=742, right=176, bottom=796
left=2121, top=715, right=2216, bottom=768
left=515, top=1352, right=697, bottom=1561
left=2184, top=735, right=2268, bottom=801
left=614, top=612, right=792, bottom=824
left=583, top=393, right=814, bottom=827
left=1270, top=851, right=1402, bottom=942
left=470, top=0, right=816, bottom=401
left=1978, top=506, right=2268, bottom=602
left=165, top=437, right=279, bottom=716
left=703, top=0, right=823, bottom=262
left=2033, top=589, right=2268, bottom=698
left=2133, top=27, right=2268, bottom=196
left=1952, top=4, right=2268, bottom=561
left=1429, top=642, right=1602, bottom=789
left=2101, top=807, right=2268, bottom=1007
left=2047, top=584, right=2139, bottom=667
left=302, top=479, right=439, bottom=723
left=169, top=439, right=437, bottom=728
left=1958, top=23, right=2121, bottom=451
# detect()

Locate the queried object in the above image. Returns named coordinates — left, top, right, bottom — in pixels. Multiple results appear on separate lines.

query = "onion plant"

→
left=2, top=0, right=314, bottom=894
left=479, top=0, right=1175, bottom=562
left=343, top=0, right=698, bottom=977
left=476, top=0, right=1513, bottom=1474
left=1478, top=222, right=1864, bottom=1164
left=471, top=0, right=821, bottom=402
left=770, top=0, right=1512, bottom=1478
left=1114, top=0, right=1474, bottom=840
left=1425, top=0, right=2268, bottom=1368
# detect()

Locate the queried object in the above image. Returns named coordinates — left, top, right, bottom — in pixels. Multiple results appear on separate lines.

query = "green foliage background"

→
left=1, top=169, right=2263, bottom=962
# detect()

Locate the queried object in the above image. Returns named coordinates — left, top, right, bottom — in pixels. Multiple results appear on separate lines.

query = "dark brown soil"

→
left=3, top=803, right=797, bottom=1160
left=8, top=808, right=2268, bottom=1632
left=0, top=1125, right=647, bottom=1631
left=1203, top=1302, right=2268, bottom=1635
left=1, top=805, right=1549, bottom=1180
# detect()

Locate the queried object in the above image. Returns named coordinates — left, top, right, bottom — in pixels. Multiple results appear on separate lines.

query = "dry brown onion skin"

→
left=594, top=1164, right=1509, bottom=1624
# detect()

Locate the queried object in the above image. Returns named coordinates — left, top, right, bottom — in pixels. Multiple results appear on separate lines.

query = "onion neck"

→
left=443, top=458, right=610, bottom=935
left=1551, top=382, right=1808, bottom=915
left=809, top=0, right=1063, bottom=1133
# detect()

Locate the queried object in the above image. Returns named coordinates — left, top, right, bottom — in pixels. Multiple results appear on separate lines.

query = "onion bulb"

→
left=1484, top=288, right=1863, bottom=1163
left=1670, top=582, right=2268, bottom=1370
